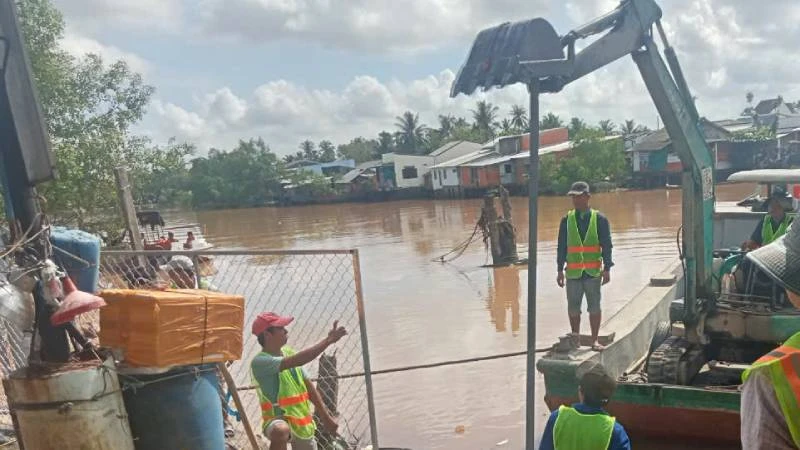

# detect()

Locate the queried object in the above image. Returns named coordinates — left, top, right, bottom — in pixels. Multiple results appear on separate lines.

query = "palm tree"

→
left=598, top=119, right=616, bottom=136
left=746, top=91, right=754, bottom=105
left=395, top=111, right=428, bottom=152
left=621, top=120, right=638, bottom=136
left=376, top=131, right=395, bottom=155
left=510, top=104, right=528, bottom=131
left=568, top=117, right=586, bottom=137
left=438, top=114, right=456, bottom=139
left=540, top=112, right=564, bottom=129
left=471, top=100, right=499, bottom=139
left=299, top=140, right=317, bottom=160
left=499, top=118, right=514, bottom=135
left=318, top=140, right=336, bottom=162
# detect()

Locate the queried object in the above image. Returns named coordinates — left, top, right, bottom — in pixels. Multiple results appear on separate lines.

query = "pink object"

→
left=50, top=277, right=106, bottom=326
left=251, top=312, right=293, bottom=336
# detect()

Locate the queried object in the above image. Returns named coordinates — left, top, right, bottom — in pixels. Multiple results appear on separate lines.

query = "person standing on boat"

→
left=743, top=193, right=793, bottom=250
left=251, top=312, right=344, bottom=450
left=741, top=222, right=800, bottom=449
left=539, top=361, right=631, bottom=450
left=556, top=181, right=613, bottom=351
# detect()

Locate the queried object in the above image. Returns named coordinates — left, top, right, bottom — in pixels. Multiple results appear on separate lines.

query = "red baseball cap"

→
left=252, top=312, right=294, bottom=336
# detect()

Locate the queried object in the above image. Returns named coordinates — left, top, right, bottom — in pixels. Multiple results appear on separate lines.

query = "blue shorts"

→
left=566, top=276, right=602, bottom=314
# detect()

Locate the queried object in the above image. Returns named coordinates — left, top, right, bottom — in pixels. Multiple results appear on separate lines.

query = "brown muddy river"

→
left=172, top=185, right=752, bottom=449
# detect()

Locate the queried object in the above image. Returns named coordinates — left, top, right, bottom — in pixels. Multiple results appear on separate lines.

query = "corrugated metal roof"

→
left=430, top=149, right=494, bottom=168
left=464, top=140, right=576, bottom=167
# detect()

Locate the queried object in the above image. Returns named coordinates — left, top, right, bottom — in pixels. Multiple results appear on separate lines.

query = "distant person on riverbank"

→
left=556, top=181, right=614, bottom=351
left=539, top=361, right=631, bottom=450
left=741, top=222, right=800, bottom=449
left=251, top=313, right=345, bottom=450
left=183, top=231, right=195, bottom=250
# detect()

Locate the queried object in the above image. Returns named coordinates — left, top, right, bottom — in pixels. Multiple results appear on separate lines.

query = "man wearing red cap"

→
left=251, top=312, right=346, bottom=450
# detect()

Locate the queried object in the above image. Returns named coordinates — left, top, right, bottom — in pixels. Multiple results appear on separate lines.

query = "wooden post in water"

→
left=498, top=186, right=518, bottom=262
left=483, top=193, right=502, bottom=264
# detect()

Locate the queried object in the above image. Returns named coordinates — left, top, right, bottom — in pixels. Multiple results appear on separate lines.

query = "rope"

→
left=432, top=210, right=489, bottom=263
left=236, top=348, right=551, bottom=391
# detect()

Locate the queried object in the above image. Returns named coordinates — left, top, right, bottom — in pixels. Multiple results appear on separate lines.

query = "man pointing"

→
left=556, top=181, right=614, bottom=351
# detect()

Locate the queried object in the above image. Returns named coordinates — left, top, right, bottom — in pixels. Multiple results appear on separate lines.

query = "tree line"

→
left=287, top=103, right=651, bottom=165
left=17, top=0, right=651, bottom=238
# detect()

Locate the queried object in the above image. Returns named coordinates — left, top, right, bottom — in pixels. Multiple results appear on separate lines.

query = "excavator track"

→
left=647, top=336, right=690, bottom=384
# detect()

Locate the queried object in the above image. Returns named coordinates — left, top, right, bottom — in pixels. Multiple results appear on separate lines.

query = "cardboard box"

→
left=99, top=289, right=244, bottom=367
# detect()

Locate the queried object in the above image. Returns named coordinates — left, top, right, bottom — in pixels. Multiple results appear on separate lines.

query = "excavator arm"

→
left=451, top=0, right=715, bottom=325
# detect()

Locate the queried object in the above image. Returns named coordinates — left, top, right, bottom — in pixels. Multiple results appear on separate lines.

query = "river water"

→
left=173, top=185, right=752, bottom=449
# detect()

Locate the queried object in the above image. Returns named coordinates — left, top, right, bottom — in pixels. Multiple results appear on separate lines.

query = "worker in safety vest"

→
left=251, top=312, right=345, bottom=450
left=741, top=222, right=800, bottom=449
left=539, top=361, right=631, bottom=450
left=743, top=193, right=794, bottom=250
left=556, top=181, right=614, bottom=351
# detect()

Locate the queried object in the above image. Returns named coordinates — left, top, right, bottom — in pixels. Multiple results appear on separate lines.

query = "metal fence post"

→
left=351, top=250, right=379, bottom=449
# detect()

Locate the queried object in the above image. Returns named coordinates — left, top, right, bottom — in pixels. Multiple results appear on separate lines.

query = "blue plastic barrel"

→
left=49, top=227, right=101, bottom=293
left=121, top=364, right=225, bottom=450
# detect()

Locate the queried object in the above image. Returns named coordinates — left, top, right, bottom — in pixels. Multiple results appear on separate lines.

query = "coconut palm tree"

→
left=540, top=112, right=564, bottom=129
left=568, top=117, right=587, bottom=137
left=598, top=119, right=616, bottom=136
left=395, top=111, right=428, bottom=152
left=438, top=114, right=456, bottom=140
left=510, top=104, right=528, bottom=131
left=499, top=118, right=514, bottom=135
left=299, top=140, right=317, bottom=160
left=471, top=100, right=499, bottom=140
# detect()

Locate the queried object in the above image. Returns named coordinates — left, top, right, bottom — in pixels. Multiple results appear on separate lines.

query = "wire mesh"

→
left=0, top=315, right=27, bottom=443
left=97, top=249, right=377, bottom=450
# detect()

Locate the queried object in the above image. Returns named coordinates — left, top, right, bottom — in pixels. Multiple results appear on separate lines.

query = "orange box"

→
left=99, top=289, right=244, bottom=367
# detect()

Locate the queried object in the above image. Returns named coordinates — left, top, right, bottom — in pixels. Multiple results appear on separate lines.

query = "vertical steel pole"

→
left=352, top=250, right=379, bottom=448
left=525, top=79, right=541, bottom=450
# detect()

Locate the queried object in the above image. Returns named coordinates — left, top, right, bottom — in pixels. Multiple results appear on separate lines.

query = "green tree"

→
left=376, top=131, right=395, bottom=155
left=540, top=112, right=564, bottom=130
left=550, top=129, right=627, bottom=193
left=510, top=105, right=528, bottom=131
left=299, top=140, right=317, bottom=160
left=189, top=138, right=282, bottom=209
left=568, top=117, right=587, bottom=138
left=471, top=100, right=498, bottom=142
left=598, top=119, right=616, bottom=136
left=337, top=137, right=378, bottom=163
left=318, top=140, right=336, bottom=162
left=621, top=119, right=648, bottom=135
left=395, top=111, right=428, bottom=153
left=18, top=0, right=169, bottom=235
left=498, top=118, right=514, bottom=136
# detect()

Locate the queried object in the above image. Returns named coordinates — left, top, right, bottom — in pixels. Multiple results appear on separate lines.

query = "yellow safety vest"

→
left=553, top=405, right=615, bottom=450
left=761, top=214, right=792, bottom=246
left=742, top=331, right=800, bottom=447
left=565, top=209, right=602, bottom=279
left=252, top=347, right=316, bottom=439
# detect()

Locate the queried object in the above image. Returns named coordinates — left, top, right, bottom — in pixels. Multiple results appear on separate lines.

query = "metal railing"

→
left=98, top=249, right=378, bottom=450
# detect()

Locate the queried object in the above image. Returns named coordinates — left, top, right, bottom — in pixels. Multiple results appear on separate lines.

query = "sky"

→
left=52, top=0, right=800, bottom=156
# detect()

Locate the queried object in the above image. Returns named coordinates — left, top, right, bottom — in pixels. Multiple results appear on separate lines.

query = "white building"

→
left=377, top=141, right=482, bottom=190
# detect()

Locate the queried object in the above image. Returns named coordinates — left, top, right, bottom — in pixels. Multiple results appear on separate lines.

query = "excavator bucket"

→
left=450, top=18, right=565, bottom=97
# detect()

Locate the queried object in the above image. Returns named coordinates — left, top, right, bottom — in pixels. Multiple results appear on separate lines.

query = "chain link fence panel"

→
left=98, top=249, right=378, bottom=450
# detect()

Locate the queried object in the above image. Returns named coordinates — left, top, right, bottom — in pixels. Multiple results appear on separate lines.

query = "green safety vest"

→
left=742, top=331, right=800, bottom=447
left=553, top=405, right=616, bottom=450
left=565, top=209, right=603, bottom=279
left=252, top=347, right=316, bottom=439
left=761, top=214, right=793, bottom=246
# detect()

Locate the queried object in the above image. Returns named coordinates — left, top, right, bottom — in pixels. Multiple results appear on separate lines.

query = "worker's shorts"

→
left=265, top=420, right=318, bottom=450
left=566, top=276, right=602, bottom=314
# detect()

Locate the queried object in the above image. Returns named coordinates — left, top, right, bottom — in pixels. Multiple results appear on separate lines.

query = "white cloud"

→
left=197, top=0, right=554, bottom=53
left=61, top=31, right=152, bottom=74
left=53, top=0, right=184, bottom=32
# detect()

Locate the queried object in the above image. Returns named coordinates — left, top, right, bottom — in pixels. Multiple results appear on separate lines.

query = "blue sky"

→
left=52, top=0, right=800, bottom=156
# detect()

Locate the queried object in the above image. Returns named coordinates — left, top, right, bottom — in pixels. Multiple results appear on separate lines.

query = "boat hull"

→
left=544, top=383, right=740, bottom=446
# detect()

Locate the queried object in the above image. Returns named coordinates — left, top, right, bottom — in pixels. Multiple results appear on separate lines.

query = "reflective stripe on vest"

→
left=565, top=209, right=602, bottom=279
left=252, top=347, right=316, bottom=439
left=762, top=214, right=792, bottom=246
left=742, top=331, right=800, bottom=447
left=552, top=405, right=615, bottom=450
